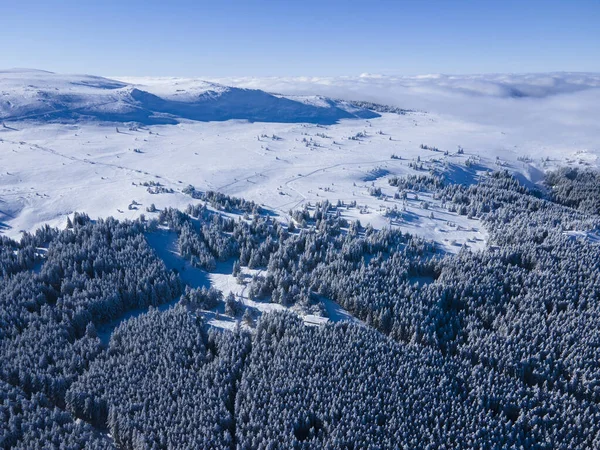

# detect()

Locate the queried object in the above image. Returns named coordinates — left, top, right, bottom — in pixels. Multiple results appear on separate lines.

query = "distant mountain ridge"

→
left=0, top=69, right=379, bottom=125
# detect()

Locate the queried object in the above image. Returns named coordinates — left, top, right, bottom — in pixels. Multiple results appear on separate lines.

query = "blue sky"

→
left=1, top=0, right=598, bottom=76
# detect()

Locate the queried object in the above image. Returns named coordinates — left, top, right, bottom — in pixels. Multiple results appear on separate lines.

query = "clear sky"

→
left=1, top=0, right=598, bottom=76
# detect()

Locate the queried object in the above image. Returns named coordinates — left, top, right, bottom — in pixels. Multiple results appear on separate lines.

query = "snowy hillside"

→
left=1, top=70, right=599, bottom=254
left=0, top=69, right=378, bottom=125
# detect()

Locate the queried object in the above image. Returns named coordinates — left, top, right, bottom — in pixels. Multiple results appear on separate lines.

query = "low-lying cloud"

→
left=207, top=72, right=596, bottom=124
left=209, top=72, right=600, bottom=101
left=206, top=72, right=600, bottom=159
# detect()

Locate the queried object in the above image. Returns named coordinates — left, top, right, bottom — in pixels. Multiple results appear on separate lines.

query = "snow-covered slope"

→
left=1, top=70, right=599, bottom=255
left=0, top=69, right=378, bottom=125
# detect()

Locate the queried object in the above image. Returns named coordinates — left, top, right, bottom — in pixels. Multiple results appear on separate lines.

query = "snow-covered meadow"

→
left=1, top=70, right=599, bottom=252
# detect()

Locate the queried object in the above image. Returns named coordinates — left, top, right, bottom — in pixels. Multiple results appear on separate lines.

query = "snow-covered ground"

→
left=0, top=115, right=490, bottom=249
left=1, top=70, right=599, bottom=253
left=3, top=69, right=599, bottom=332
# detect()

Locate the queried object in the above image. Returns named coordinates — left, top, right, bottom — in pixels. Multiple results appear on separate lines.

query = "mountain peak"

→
left=0, top=71, right=379, bottom=125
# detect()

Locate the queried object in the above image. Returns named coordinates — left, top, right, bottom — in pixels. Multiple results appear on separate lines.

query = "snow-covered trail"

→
left=144, top=229, right=211, bottom=289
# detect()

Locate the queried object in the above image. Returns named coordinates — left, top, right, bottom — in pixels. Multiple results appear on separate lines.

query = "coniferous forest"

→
left=2, top=168, right=600, bottom=449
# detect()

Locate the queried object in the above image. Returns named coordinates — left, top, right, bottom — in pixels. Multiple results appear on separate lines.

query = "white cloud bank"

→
left=207, top=72, right=600, bottom=101
left=201, top=72, right=600, bottom=152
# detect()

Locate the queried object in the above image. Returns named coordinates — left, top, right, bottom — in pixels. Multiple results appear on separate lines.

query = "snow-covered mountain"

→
left=0, top=69, right=379, bottom=125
